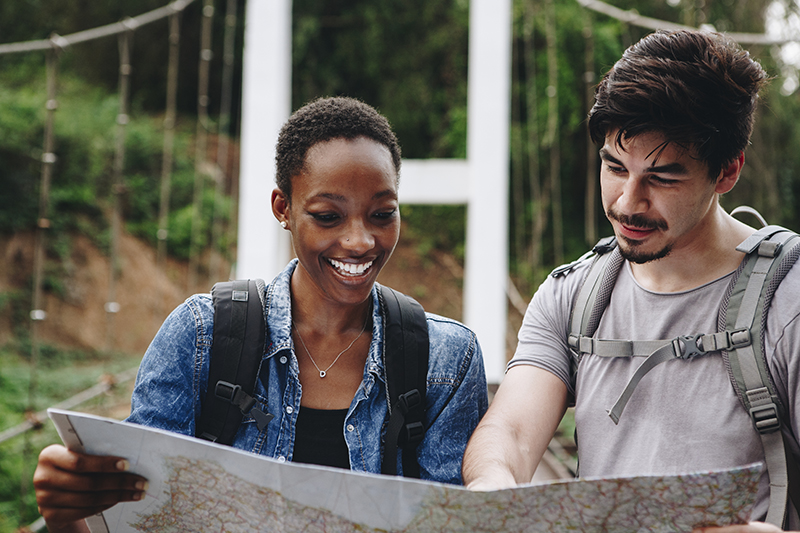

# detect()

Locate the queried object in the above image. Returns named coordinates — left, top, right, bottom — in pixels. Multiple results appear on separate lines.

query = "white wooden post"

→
left=237, top=0, right=292, bottom=281
left=463, top=0, right=511, bottom=384
left=238, top=0, right=512, bottom=383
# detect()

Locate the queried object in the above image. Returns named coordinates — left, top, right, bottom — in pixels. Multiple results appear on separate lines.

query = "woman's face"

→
left=273, top=136, right=400, bottom=307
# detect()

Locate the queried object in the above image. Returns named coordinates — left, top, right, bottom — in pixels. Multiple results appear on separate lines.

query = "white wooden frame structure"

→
left=237, top=0, right=511, bottom=384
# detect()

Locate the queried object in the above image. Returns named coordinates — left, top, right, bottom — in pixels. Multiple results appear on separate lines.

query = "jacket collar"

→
left=264, top=259, right=386, bottom=380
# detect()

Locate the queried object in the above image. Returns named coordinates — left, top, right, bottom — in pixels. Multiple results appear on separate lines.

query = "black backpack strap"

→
left=378, top=285, right=429, bottom=478
left=196, top=279, right=272, bottom=445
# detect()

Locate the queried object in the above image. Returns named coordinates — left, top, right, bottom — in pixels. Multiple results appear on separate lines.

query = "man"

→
left=462, top=30, right=800, bottom=533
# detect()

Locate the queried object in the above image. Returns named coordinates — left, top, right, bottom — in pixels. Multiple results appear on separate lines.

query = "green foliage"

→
left=292, top=0, right=469, bottom=160
left=400, top=205, right=466, bottom=263
left=0, top=343, right=141, bottom=532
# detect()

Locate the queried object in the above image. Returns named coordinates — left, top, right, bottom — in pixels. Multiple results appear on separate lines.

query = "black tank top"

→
left=292, top=406, right=350, bottom=469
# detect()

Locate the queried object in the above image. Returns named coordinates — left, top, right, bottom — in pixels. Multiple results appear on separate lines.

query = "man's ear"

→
left=715, top=152, right=744, bottom=195
left=271, top=188, right=290, bottom=227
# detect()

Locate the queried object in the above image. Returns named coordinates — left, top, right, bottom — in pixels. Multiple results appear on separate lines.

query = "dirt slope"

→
left=0, top=229, right=465, bottom=356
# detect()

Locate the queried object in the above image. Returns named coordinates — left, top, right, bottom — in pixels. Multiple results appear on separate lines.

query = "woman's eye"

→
left=311, top=212, right=339, bottom=223
left=374, top=208, right=397, bottom=220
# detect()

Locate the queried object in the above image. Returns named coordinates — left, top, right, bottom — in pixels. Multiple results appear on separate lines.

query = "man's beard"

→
left=606, top=208, right=671, bottom=264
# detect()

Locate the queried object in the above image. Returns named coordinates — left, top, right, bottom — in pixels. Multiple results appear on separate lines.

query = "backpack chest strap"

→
left=569, top=330, right=752, bottom=424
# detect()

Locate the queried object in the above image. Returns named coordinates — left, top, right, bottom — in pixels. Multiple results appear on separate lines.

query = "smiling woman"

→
left=33, top=97, right=489, bottom=533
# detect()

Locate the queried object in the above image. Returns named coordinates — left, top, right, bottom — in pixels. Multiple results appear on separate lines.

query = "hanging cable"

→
left=209, top=0, right=239, bottom=282
left=21, top=42, right=61, bottom=521
left=188, top=0, right=215, bottom=291
left=157, top=11, right=183, bottom=269
left=105, top=25, right=134, bottom=352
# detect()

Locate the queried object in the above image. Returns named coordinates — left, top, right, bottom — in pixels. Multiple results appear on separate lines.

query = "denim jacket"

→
left=128, top=260, right=488, bottom=484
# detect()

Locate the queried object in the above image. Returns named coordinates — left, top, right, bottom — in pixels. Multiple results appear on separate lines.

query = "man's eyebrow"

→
left=598, top=148, right=621, bottom=165
left=598, top=147, right=688, bottom=175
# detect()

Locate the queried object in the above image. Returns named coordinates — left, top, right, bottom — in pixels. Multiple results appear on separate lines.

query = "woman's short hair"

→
left=588, top=30, right=768, bottom=179
left=275, top=96, right=402, bottom=199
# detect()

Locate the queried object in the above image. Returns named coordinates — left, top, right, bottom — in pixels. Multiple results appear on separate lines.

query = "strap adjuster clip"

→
left=750, top=402, right=781, bottom=434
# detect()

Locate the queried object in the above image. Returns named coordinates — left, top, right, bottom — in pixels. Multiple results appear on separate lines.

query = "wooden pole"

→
left=105, top=26, right=134, bottom=351
left=210, top=0, right=238, bottom=282
left=157, top=11, right=182, bottom=268
left=22, top=44, right=59, bottom=519
left=188, top=0, right=215, bottom=291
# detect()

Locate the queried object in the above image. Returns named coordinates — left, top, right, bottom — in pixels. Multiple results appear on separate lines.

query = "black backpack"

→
left=195, top=279, right=430, bottom=478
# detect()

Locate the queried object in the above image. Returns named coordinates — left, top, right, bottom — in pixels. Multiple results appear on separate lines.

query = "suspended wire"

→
left=188, top=0, right=216, bottom=291
left=21, top=45, right=60, bottom=522
left=104, top=29, right=133, bottom=352
left=209, top=0, right=240, bottom=283
left=577, top=0, right=798, bottom=44
left=0, top=0, right=198, bottom=56
left=157, top=11, right=183, bottom=269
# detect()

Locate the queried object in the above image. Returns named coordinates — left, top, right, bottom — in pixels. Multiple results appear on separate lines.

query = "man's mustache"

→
left=606, top=208, right=668, bottom=232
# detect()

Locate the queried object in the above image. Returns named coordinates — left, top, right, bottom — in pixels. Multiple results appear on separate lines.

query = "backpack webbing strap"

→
left=379, top=286, right=429, bottom=478
left=567, top=239, right=623, bottom=383
left=197, top=279, right=271, bottom=445
left=725, top=228, right=800, bottom=527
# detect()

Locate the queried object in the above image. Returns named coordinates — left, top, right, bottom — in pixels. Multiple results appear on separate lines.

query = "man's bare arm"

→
left=462, top=365, right=568, bottom=490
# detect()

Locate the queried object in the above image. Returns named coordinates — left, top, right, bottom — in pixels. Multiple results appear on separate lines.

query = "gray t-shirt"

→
left=510, top=257, right=800, bottom=524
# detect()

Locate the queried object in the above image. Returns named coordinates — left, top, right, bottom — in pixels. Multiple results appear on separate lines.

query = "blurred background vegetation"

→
left=2, top=0, right=800, bottom=529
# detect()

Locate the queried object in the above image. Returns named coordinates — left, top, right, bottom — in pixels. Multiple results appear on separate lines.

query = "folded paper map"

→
left=49, top=408, right=760, bottom=533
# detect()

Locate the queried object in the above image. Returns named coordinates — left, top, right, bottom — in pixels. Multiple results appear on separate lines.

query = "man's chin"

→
left=618, top=239, right=672, bottom=264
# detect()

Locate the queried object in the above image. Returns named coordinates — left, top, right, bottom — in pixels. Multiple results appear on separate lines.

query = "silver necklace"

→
left=293, top=314, right=370, bottom=378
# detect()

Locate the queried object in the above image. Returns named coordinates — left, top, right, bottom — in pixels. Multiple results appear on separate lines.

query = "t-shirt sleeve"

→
left=764, top=262, right=800, bottom=459
left=507, top=265, right=587, bottom=398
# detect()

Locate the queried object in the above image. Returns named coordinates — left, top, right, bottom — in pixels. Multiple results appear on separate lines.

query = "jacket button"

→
left=285, top=406, right=293, bottom=414
left=277, top=455, right=286, bottom=462
left=346, top=424, right=355, bottom=432
left=279, top=356, right=287, bottom=364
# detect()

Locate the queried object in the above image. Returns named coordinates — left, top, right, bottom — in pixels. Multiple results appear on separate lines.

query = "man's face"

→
left=600, top=131, right=722, bottom=264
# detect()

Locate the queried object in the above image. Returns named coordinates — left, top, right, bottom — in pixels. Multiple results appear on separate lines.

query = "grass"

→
left=0, top=343, right=140, bottom=532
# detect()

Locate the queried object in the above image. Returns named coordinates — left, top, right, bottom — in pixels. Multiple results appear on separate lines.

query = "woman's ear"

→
left=271, top=189, right=290, bottom=228
left=715, top=152, right=744, bottom=195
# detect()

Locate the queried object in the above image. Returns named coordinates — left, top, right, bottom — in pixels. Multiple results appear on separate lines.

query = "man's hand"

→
left=693, top=522, right=789, bottom=532
left=34, top=444, right=148, bottom=528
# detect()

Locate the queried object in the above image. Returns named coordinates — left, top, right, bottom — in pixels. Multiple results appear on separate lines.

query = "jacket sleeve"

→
left=415, top=315, right=489, bottom=484
left=126, top=295, right=213, bottom=437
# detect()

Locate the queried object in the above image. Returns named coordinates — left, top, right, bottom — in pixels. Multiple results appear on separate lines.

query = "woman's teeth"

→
left=328, top=259, right=373, bottom=276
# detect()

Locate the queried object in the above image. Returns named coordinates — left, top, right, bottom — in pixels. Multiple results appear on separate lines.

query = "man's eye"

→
left=604, top=163, right=626, bottom=174
left=652, top=176, right=677, bottom=185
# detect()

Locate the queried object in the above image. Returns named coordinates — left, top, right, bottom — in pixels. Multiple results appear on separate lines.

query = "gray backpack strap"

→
left=565, top=237, right=623, bottom=391
left=724, top=226, right=800, bottom=527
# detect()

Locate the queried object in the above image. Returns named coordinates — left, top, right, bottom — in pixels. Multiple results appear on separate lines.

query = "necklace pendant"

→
left=319, top=370, right=327, bottom=378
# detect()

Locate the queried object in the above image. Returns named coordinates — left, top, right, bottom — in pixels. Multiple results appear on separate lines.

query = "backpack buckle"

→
left=216, top=380, right=256, bottom=414
left=728, top=328, right=751, bottom=349
left=673, top=334, right=707, bottom=359
left=402, top=421, right=425, bottom=447
left=750, top=402, right=781, bottom=434
left=397, top=390, right=425, bottom=447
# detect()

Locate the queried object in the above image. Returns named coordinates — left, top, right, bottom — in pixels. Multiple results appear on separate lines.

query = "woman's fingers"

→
left=34, top=445, right=148, bottom=526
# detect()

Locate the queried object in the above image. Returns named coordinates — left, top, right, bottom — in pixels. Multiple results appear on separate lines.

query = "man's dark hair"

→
left=588, top=30, right=768, bottom=179
left=275, top=96, right=402, bottom=200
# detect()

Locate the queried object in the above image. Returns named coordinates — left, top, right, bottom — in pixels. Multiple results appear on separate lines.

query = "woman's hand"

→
left=34, top=444, right=148, bottom=529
